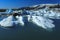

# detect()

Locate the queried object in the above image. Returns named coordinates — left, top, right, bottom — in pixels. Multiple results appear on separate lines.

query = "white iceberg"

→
left=0, top=16, right=14, bottom=27
left=29, top=16, right=55, bottom=30
left=17, top=16, right=24, bottom=26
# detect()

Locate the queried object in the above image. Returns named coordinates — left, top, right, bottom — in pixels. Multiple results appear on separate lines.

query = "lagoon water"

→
left=0, top=16, right=60, bottom=40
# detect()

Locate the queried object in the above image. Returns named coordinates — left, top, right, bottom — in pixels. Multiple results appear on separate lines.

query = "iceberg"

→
left=17, top=16, right=24, bottom=26
left=29, top=16, right=55, bottom=30
left=0, top=16, right=14, bottom=27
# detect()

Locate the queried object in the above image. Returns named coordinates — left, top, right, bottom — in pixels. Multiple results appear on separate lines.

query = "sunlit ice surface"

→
left=0, top=4, right=60, bottom=31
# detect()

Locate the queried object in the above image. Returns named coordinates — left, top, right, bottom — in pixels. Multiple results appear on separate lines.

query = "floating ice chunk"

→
left=17, top=16, right=24, bottom=26
left=0, top=16, right=13, bottom=27
left=27, top=15, right=31, bottom=21
left=31, top=16, right=55, bottom=30
left=31, top=16, right=47, bottom=29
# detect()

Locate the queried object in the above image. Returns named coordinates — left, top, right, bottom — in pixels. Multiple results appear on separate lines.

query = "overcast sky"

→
left=0, top=0, right=59, bottom=9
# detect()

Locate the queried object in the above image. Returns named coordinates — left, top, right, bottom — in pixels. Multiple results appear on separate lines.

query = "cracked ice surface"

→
left=0, top=15, right=25, bottom=27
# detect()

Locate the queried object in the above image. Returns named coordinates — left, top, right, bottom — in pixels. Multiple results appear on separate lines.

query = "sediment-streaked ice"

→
left=0, top=16, right=13, bottom=27
left=27, top=15, right=31, bottom=21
